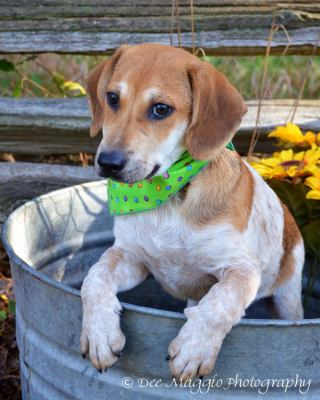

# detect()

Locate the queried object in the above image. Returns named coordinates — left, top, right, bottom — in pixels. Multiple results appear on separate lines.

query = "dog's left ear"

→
left=186, top=62, right=247, bottom=160
left=86, top=45, right=129, bottom=137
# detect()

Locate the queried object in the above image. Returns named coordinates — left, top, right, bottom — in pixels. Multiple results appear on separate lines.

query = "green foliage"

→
left=268, top=181, right=310, bottom=226
left=268, top=179, right=320, bottom=304
left=268, top=180, right=320, bottom=259
left=0, top=59, right=15, bottom=72
left=12, top=83, right=22, bottom=97
left=0, top=309, right=7, bottom=321
left=301, top=221, right=320, bottom=259
left=8, top=299, right=16, bottom=315
left=0, top=296, right=15, bottom=328
left=52, top=72, right=65, bottom=87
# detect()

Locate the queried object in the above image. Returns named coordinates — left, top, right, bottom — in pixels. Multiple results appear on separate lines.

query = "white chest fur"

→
left=114, top=202, right=215, bottom=298
left=113, top=168, right=284, bottom=300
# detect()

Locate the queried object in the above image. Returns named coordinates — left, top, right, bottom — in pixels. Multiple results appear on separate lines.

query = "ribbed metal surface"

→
left=2, top=181, right=320, bottom=399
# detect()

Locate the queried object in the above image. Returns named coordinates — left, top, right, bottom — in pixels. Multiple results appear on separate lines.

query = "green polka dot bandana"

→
left=107, top=143, right=234, bottom=215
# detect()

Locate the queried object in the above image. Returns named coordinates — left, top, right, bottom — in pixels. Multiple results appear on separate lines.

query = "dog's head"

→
left=87, top=44, right=247, bottom=183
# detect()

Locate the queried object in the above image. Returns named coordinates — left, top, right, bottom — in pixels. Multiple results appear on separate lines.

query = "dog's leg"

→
left=168, top=266, right=261, bottom=381
left=80, top=246, right=148, bottom=371
left=272, top=240, right=304, bottom=320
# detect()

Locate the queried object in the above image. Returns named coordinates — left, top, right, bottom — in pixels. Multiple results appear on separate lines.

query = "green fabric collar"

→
left=107, top=143, right=234, bottom=216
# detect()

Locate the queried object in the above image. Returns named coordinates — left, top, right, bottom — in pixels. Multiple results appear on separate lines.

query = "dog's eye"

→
left=150, top=103, right=173, bottom=120
left=106, top=92, right=119, bottom=110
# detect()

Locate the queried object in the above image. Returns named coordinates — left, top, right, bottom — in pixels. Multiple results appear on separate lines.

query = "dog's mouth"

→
left=100, top=163, right=161, bottom=184
left=146, top=164, right=160, bottom=179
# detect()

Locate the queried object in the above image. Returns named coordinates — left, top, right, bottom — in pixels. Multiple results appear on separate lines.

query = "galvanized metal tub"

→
left=2, top=181, right=320, bottom=399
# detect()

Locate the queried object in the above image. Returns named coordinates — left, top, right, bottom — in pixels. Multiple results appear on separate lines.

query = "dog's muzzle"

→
left=97, top=150, right=127, bottom=178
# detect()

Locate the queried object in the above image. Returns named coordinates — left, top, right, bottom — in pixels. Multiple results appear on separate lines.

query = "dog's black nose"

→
left=97, top=150, right=127, bottom=177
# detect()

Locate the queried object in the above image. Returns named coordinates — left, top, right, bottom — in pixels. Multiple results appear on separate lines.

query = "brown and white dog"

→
left=80, top=44, right=304, bottom=381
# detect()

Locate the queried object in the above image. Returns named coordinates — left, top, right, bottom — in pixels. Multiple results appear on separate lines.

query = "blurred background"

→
left=1, top=54, right=320, bottom=100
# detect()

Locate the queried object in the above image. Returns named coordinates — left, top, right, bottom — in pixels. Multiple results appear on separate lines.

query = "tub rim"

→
left=2, top=180, right=320, bottom=328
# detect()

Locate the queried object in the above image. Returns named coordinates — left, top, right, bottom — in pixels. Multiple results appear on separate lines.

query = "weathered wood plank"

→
left=2, top=1, right=320, bottom=15
left=1, top=0, right=318, bottom=6
left=5, top=14, right=315, bottom=34
left=0, top=97, right=319, bottom=155
left=2, top=6, right=320, bottom=21
left=0, top=29, right=318, bottom=56
left=0, top=1, right=319, bottom=55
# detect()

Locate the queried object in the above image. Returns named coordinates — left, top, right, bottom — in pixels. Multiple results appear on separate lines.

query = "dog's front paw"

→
left=80, top=304, right=126, bottom=372
left=168, top=316, right=221, bottom=381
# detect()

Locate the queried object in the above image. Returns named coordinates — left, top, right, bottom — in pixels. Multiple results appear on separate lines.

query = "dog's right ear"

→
left=186, top=61, right=247, bottom=160
left=87, top=46, right=128, bottom=137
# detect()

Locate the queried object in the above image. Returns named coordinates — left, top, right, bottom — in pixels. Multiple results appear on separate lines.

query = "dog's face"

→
left=87, top=44, right=247, bottom=183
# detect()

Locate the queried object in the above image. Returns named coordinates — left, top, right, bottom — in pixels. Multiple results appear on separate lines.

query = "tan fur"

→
left=87, top=47, right=125, bottom=137
left=107, top=247, right=124, bottom=272
left=88, top=44, right=192, bottom=146
left=186, top=63, right=247, bottom=160
left=274, top=203, right=302, bottom=287
left=181, top=150, right=254, bottom=231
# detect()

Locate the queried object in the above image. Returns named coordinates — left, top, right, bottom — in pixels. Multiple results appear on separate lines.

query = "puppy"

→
left=80, top=44, right=304, bottom=381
